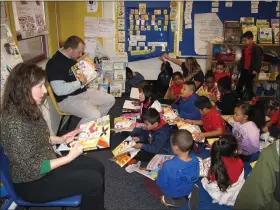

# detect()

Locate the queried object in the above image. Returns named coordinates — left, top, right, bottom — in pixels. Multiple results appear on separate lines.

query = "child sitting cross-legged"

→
left=143, top=130, right=200, bottom=208
left=202, top=70, right=221, bottom=102
left=171, top=81, right=201, bottom=120
left=201, top=135, right=244, bottom=206
left=131, top=108, right=172, bottom=162
left=185, top=96, right=225, bottom=142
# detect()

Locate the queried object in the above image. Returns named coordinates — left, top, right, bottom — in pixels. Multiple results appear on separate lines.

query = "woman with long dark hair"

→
left=1, top=63, right=105, bottom=210
left=201, top=135, right=244, bottom=206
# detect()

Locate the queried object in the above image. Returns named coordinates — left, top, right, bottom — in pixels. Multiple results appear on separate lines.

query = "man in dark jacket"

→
left=236, top=31, right=263, bottom=98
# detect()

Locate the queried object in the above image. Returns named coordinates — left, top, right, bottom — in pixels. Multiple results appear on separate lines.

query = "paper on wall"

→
left=129, top=40, right=138, bottom=46
left=147, top=42, right=168, bottom=47
left=225, top=2, right=233, bottom=7
left=211, top=8, right=219, bottom=13
left=138, top=42, right=146, bottom=47
left=118, top=43, right=125, bottom=52
left=194, top=13, right=223, bottom=55
left=87, top=0, right=98, bottom=13
left=212, top=1, right=219, bottom=7
left=251, top=4, right=258, bottom=9
left=251, top=8, right=258, bottom=13
left=130, top=35, right=146, bottom=41
left=84, top=17, right=115, bottom=38
left=85, top=38, right=97, bottom=59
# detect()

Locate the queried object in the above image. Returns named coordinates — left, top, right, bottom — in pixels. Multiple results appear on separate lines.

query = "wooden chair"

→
left=47, top=83, right=72, bottom=135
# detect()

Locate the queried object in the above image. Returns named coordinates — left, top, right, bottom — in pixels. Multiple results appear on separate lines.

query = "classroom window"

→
left=12, top=1, right=48, bottom=63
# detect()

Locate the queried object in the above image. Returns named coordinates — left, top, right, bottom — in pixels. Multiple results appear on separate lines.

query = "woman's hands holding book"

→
left=67, top=143, right=83, bottom=162
left=61, top=129, right=80, bottom=144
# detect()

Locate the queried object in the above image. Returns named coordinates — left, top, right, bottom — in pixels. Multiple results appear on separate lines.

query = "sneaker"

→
left=125, top=161, right=141, bottom=173
left=161, top=195, right=188, bottom=207
left=188, top=184, right=199, bottom=210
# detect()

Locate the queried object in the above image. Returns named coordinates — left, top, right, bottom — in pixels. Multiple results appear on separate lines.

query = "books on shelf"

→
left=224, top=21, right=241, bottom=43
left=274, top=27, right=279, bottom=44
left=114, top=116, right=136, bottom=132
left=71, top=55, right=99, bottom=85
left=114, top=70, right=126, bottom=80
left=177, top=121, right=204, bottom=143
left=110, top=136, right=140, bottom=167
left=134, top=154, right=174, bottom=180
left=259, top=28, right=272, bottom=44
left=110, top=83, right=122, bottom=97
left=57, top=115, right=110, bottom=152
left=242, top=25, right=258, bottom=43
left=130, top=87, right=140, bottom=100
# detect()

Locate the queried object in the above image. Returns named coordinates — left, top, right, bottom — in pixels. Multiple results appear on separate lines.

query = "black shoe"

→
left=189, top=184, right=199, bottom=210
left=161, top=195, right=188, bottom=207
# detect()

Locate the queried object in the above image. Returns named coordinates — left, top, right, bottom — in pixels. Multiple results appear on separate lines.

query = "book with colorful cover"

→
left=259, top=28, right=272, bottom=44
left=162, top=107, right=178, bottom=125
left=221, top=115, right=235, bottom=126
left=110, top=83, right=122, bottom=97
left=196, top=86, right=211, bottom=97
left=71, top=55, right=99, bottom=85
left=99, top=83, right=109, bottom=93
left=177, top=121, right=204, bottom=143
left=134, top=167, right=159, bottom=181
left=224, top=21, right=241, bottom=43
left=197, top=157, right=211, bottom=177
left=274, top=27, right=279, bottom=44
left=57, top=115, right=110, bottom=152
left=113, top=116, right=136, bottom=132
left=110, top=136, right=140, bottom=167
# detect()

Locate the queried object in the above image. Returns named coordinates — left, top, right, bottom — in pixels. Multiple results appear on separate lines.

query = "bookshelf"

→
left=207, top=42, right=280, bottom=97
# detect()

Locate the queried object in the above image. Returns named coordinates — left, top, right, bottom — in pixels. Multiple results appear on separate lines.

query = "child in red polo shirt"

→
left=213, top=60, right=230, bottom=83
left=236, top=31, right=263, bottom=98
left=263, top=109, right=280, bottom=138
left=169, top=72, right=184, bottom=101
left=185, top=96, right=225, bottom=142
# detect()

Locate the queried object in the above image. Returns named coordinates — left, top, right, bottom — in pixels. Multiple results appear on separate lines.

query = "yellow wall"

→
left=56, top=1, right=103, bottom=44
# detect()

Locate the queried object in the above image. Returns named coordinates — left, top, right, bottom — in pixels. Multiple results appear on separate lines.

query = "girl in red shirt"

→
left=201, top=135, right=245, bottom=206
left=169, top=72, right=184, bottom=101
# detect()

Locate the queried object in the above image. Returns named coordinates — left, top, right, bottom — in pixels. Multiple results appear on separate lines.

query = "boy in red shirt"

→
left=236, top=31, right=263, bottom=98
left=213, top=60, right=230, bottom=83
left=169, top=72, right=184, bottom=101
left=185, top=96, right=225, bottom=142
left=263, top=109, right=280, bottom=138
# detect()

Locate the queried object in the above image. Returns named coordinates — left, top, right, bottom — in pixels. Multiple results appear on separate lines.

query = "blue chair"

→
left=0, top=146, right=82, bottom=210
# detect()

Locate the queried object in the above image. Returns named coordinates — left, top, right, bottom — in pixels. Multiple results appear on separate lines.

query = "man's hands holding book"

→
left=76, top=72, right=87, bottom=85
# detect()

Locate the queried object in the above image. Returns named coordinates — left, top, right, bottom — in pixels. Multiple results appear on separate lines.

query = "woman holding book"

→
left=0, top=63, right=105, bottom=210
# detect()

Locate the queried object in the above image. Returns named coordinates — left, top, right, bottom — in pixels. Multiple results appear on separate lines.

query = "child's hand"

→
left=174, top=116, right=181, bottom=122
left=132, top=143, right=143, bottom=149
left=263, top=126, right=269, bottom=133
left=132, top=137, right=140, bottom=142
left=184, top=119, right=192, bottom=124
left=195, top=133, right=205, bottom=142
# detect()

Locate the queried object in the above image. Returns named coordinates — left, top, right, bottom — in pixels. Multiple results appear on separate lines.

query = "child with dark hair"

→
left=236, top=31, right=263, bottom=98
left=216, top=76, right=238, bottom=115
left=157, top=59, right=173, bottom=97
left=214, top=60, right=230, bottom=83
left=171, top=81, right=201, bottom=120
left=231, top=103, right=260, bottom=159
left=201, top=135, right=244, bottom=206
left=169, top=72, right=184, bottom=101
left=187, top=96, right=225, bottom=141
left=132, top=108, right=172, bottom=162
left=202, top=70, right=221, bottom=101
left=263, top=109, right=280, bottom=138
left=125, top=67, right=145, bottom=94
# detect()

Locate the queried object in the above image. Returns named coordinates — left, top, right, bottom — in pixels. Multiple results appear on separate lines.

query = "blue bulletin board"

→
left=123, top=1, right=175, bottom=62
left=180, top=1, right=279, bottom=56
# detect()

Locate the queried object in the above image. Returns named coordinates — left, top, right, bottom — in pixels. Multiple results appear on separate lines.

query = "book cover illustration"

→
left=114, top=70, right=126, bottom=81
left=110, top=83, right=122, bottom=97
left=134, top=167, right=158, bottom=181
left=114, top=116, right=136, bottom=132
left=177, top=121, right=204, bottom=143
left=146, top=154, right=174, bottom=171
left=99, top=83, right=109, bottom=93
left=242, top=26, right=257, bottom=43
left=197, top=157, right=211, bottom=177
left=102, top=61, right=113, bottom=71
left=196, top=86, right=211, bottom=97
left=71, top=56, right=99, bottom=85
left=259, top=28, right=272, bottom=44
left=113, top=62, right=126, bottom=70
left=273, top=27, right=279, bottom=44
left=224, top=21, right=241, bottom=43
left=110, top=136, right=140, bottom=167
left=103, top=70, right=114, bottom=84
left=162, top=107, right=178, bottom=125
left=57, top=115, right=110, bottom=152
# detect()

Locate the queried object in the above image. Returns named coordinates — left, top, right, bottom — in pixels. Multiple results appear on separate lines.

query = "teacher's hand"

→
left=67, top=143, right=83, bottom=162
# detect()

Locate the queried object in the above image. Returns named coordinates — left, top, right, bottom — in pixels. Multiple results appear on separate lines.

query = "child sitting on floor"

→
left=216, top=76, right=238, bottom=115
left=171, top=81, right=201, bottom=120
left=132, top=108, right=172, bottom=162
left=231, top=102, right=260, bottom=160
left=202, top=70, right=221, bottom=102
left=169, top=72, right=184, bottom=101
left=201, top=135, right=244, bottom=206
left=213, top=60, right=230, bottom=83
left=143, top=130, right=200, bottom=208
left=186, top=96, right=225, bottom=142
left=126, top=67, right=145, bottom=94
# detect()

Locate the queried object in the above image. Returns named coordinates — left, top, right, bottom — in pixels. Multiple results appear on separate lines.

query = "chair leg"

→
left=56, top=115, right=65, bottom=136
left=66, top=115, right=72, bottom=130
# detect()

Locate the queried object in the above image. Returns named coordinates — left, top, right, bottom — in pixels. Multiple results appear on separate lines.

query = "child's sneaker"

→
left=188, top=184, right=199, bottom=210
left=125, top=161, right=141, bottom=173
left=161, top=195, right=188, bottom=207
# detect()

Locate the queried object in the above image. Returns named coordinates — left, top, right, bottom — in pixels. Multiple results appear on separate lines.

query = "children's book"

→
left=130, top=87, right=140, bottom=99
left=197, top=157, right=211, bottom=177
left=102, top=60, right=113, bottom=71
left=196, top=86, right=211, bottom=97
left=134, top=167, right=159, bottom=181
left=110, top=83, right=122, bottom=97
left=71, top=55, right=99, bottom=85
left=146, top=154, right=174, bottom=171
left=103, top=70, right=114, bottom=84
left=113, top=116, right=136, bottom=132
left=224, top=21, right=241, bottom=43
left=110, top=136, right=140, bottom=167
left=99, top=83, right=109, bottom=93
left=259, top=28, right=272, bottom=44
left=57, top=115, right=110, bottom=152
left=221, top=115, right=235, bottom=126
left=273, top=27, right=279, bottom=44
left=123, top=100, right=140, bottom=110
left=177, top=121, right=205, bottom=143
left=114, top=70, right=126, bottom=81
left=162, top=107, right=178, bottom=125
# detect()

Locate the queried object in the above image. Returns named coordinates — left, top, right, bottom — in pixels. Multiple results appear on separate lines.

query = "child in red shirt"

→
left=213, top=60, right=230, bottom=83
left=201, top=135, right=244, bottom=206
left=263, top=109, right=280, bottom=138
left=169, top=72, right=184, bottom=101
left=186, top=96, right=225, bottom=142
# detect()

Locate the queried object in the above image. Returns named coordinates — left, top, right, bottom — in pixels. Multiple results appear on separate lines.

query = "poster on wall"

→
left=84, top=17, right=115, bottom=38
left=13, top=1, right=48, bottom=39
left=87, top=0, right=98, bottom=13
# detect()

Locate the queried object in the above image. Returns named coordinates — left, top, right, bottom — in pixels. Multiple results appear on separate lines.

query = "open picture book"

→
left=57, top=115, right=110, bottom=152
left=198, top=157, right=211, bottom=177
left=130, top=87, right=140, bottom=99
left=177, top=121, right=205, bottom=143
left=113, top=116, right=136, bottom=133
left=162, top=107, right=178, bottom=125
left=110, top=136, right=140, bottom=167
left=71, top=55, right=99, bottom=85
left=134, top=154, right=174, bottom=181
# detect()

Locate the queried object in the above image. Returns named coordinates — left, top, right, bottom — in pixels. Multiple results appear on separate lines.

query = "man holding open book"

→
left=46, top=36, right=115, bottom=127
